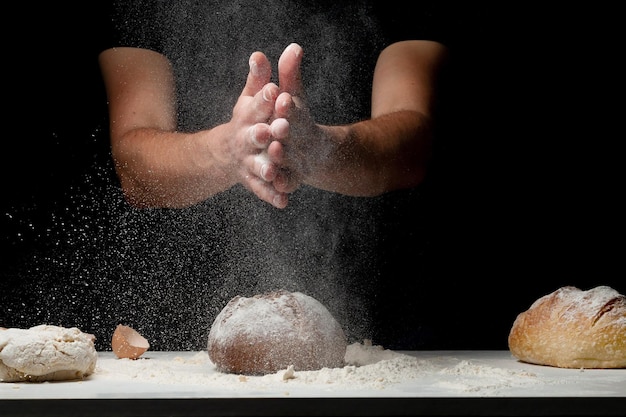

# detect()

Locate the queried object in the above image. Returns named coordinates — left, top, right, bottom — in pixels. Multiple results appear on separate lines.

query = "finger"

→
left=270, top=192, right=289, bottom=209
left=278, top=43, right=304, bottom=96
left=248, top=124, right=271, bottom=149
left=253, top=82, right=279, bottom=119
left=266, top=140, right=284, bottom=164
left=273, top=169, right=299, bottom=194
left=246, top=176, right=289, bottom=209
left=252, top=153, right=276, bottom=182
left=274, top=92, right=293, bottom=119
left=272, top=193, right=289, bottom=209
left=270, top=117, right=289, bottom=139
left=242, top=51, right=272, bottom=97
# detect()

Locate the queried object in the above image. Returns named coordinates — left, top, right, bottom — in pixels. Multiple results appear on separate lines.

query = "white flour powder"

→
left=93, top=341, right=556, bottom=395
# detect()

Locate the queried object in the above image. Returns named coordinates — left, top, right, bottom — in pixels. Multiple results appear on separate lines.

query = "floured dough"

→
left=208, top=290, right=347, bottom=375
left=0, top=324, right=98, bottom=382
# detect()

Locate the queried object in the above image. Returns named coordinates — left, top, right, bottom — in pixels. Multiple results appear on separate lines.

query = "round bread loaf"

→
left=207, top=290, right=347, bottom=375
left=0, top=325, right=98, bottom=382
left=508, top=286, right=626, bottom=369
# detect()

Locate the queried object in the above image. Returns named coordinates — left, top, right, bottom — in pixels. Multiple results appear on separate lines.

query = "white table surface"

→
left=2, top=350, right=625, bottom=416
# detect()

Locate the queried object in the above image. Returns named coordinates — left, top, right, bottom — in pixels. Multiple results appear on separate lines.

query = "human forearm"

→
left=102, top=46, right=291, bottom=209
left=305, top=110, right=433, bottom=196
left=112, top=127, right=234, bottom=209
left=273, top=40, right=443, bottom=198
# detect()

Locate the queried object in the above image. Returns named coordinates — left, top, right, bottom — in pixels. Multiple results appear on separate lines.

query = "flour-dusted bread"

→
left=0, top=325, right=97, bottom=382
left=508, top=286, right=626, bottom=369
left=208, top=290, right=347, bottom=375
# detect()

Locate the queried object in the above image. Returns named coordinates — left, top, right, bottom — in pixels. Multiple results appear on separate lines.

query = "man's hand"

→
left=268, top=43, right=328, bottom=194
left=228, top=51, right=290, bottom=208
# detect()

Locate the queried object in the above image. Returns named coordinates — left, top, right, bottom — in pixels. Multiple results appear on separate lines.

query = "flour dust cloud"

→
left=2, top=0, right=406, bottom=352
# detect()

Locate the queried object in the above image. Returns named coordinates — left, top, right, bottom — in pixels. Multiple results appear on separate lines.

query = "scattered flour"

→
left=436, top=360, right=540, bottom=393
left=93, top=341, right=557, bottom=395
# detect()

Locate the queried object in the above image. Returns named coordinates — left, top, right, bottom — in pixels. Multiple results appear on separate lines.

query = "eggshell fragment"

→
left=111, top=324, right=150, bottom=359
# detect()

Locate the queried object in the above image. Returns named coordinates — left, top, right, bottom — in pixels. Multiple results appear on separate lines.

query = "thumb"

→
left=278, top=43, right=304, bottom=96
left=242, top=51, right=272, bottom=97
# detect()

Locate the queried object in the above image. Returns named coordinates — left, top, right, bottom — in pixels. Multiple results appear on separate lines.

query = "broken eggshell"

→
left=111, top=324, right=150, bottom=359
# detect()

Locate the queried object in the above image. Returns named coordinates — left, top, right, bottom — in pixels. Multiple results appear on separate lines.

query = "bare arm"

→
left=272, top=40, right=447, bottom=196
left=99, top=47, right=288, bottom=209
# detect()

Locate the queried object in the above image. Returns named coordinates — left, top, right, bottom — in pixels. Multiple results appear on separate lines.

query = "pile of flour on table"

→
left=94, top=341, right=552, bottom=395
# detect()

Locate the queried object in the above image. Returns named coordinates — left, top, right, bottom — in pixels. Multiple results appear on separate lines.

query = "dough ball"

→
left=508, top=286, right=626, bottom=369
left=208, top=290, right=347, bottom=375
left=0, top=325, right=97, bottom=382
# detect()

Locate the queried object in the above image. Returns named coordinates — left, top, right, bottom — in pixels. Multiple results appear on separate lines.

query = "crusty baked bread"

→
left=207, top=290, right=347, bottom=375
left=0, top=325, right=97, bottom=382
left=508, top=286, right=626, bottom=369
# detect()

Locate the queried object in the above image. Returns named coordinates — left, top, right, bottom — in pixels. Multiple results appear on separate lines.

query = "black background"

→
left=1, top=3, right=623, bottom=350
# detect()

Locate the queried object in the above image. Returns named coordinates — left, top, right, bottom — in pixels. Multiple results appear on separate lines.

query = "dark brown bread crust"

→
left=208, top=290, right=347, bottom=375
